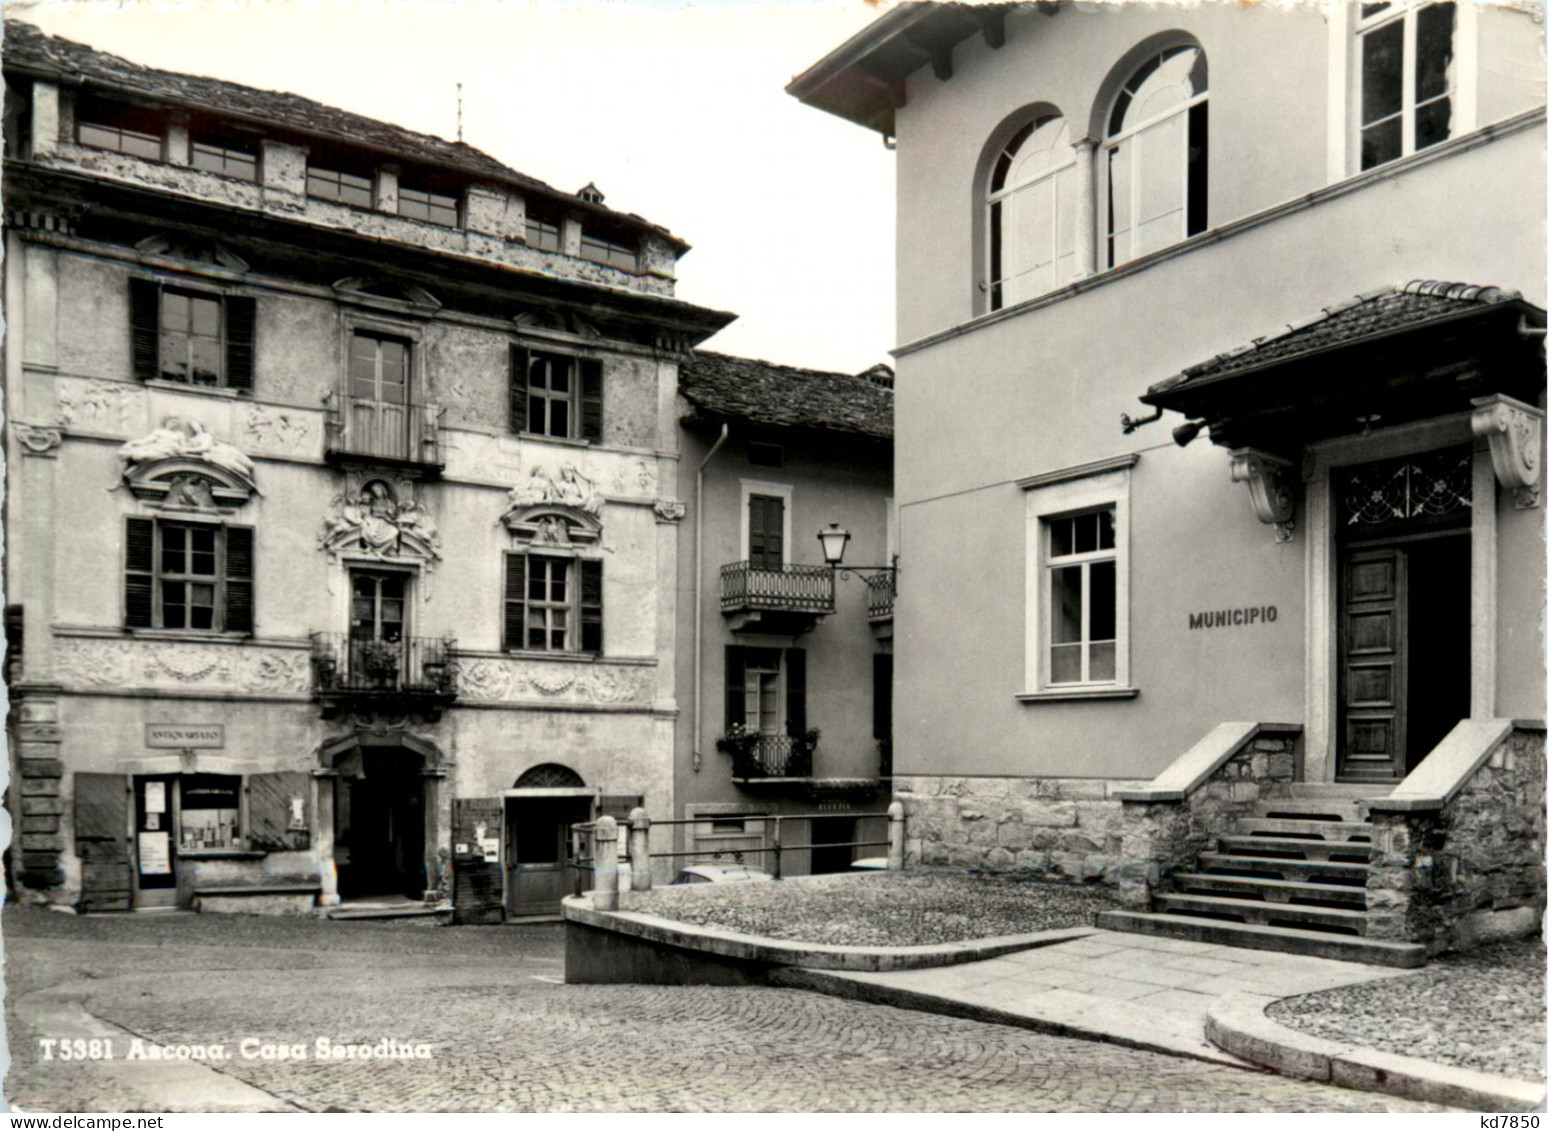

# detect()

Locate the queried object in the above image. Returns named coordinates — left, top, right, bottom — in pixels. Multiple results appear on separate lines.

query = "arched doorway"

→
left=505, top=763, right=593, bottom=917
left=324, top=731, right=443, bottom=904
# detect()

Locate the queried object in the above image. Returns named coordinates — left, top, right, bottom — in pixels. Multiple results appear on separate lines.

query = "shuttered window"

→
left=129, top=278, right=255, bottom=390
left=124, top=518, right=254, bottom=634
left=511, top=347, right=603, bottom=442
left=748, top=495, right=785, bottom=570
left=725, top=646, right=806, bottom=736
left=503, top=552, right=603, bottom=655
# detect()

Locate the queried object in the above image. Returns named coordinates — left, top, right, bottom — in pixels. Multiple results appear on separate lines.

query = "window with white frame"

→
left=1103, top=45, right=1208, bottom=270
left=1022, top=460, right=1134, bottom=697
left=986, top=113, right=1078, bottom=310
left=1356, top=1, right=1456, bottom=171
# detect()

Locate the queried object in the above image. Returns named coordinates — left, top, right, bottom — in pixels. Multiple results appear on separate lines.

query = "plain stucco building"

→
left=792, top=2, right=1546, bottom=956
left=3, top=21, right=732, bottom=918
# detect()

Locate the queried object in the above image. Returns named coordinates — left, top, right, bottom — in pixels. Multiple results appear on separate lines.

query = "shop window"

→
left=1022, top=461, right=1134, bottom=697
left=508, top=346, right=604, bottom=441
left=1103, top=45, right=1208, bottom=269
left=180, top=774, right=241, bottom=850
left=503, top=553, right=603, bottom=654
left=124, top=518, right=254, bottom=634
left=985, top=112, right=1079, bottom=310
left=128, top=278, right=256, bottom=390
left=1356, top=1, right=1455, bottom=170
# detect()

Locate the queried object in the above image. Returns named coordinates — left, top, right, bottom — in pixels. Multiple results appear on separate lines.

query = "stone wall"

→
left=1367, top=725, right=1546, bottom=952
left=1114, top=728, right=1298, bottom=908
left=893, top=775, right=1149, bottom=884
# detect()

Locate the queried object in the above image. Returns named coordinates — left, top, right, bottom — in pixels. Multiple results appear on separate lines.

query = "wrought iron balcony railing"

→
left=324, top=400, right=444, bottom=471
left=865, top=571, right=895, bottom=621
left=310, top=632, right=458, bottom=699
left=720, top=562, right=835, bottom=615
left=729, top=734, right=815, bottom=780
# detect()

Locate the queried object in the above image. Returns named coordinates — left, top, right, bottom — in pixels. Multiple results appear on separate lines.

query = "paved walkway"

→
left=798, top=929, right=1407, bottom=1065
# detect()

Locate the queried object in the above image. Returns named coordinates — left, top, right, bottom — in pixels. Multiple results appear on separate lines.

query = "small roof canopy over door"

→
left=1141, top=280, right=1545, bottom=453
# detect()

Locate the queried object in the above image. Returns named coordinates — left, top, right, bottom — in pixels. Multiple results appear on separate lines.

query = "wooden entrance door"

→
left=505, top=795, right=593, bottom=916
left=1337, top=535, right=1471, bottom=781
left=74, top=773, right=132, bottom=912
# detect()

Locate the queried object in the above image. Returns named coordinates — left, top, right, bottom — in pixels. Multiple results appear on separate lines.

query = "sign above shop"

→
left=146, top=724, right=225, bottom=749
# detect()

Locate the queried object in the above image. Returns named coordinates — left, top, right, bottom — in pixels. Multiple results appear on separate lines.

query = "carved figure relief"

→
left=320, top=478, right=442, bottom=565
left=120, top=417, right=256, bottom=481
left=57, top=379, right=137, bottom=432
left=454, top=658, right=648, bottom=705
left=500, top=462, right=605, bottom=547
left=54, top=639, right=310, bottom=694
left=243, top=405, right=314, bottom=457
left=118, top=417, right=258, bottom=510
left=612, top=458, right=658, bottom=496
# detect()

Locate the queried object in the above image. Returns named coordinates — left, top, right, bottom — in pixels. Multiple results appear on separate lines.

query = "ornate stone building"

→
left=3, top=21, right=731, bottom=917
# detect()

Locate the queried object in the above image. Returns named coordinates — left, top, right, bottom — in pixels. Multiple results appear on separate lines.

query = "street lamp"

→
left=817, top=523, right=897, bottom=588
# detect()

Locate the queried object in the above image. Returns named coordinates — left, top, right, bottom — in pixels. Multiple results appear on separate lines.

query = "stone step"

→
left=326, top=903, right=452, bottom=924
left=1235, top=817, right=1374, bottom=840
left=1167, top=872, right=1368, bottom=906
left=1094, top=910, right=1427, bottom=968
left=1252, top=797, right=1367, bottom=822
left=1287, top=783, right=1391, bottom=800
left=1152, top=892, right=1371, bottom=934
left=1195, top=853, right=1372, bottom=884
left=1216, top=835, right=1373, bottom=862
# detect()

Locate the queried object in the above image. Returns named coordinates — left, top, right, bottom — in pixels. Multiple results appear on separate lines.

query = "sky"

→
left=9, top=0, right=898, bottom=374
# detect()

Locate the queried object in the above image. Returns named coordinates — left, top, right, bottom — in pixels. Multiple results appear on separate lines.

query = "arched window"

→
left=514, top=763, right=585, bottom=789
left=1103, top=45, right=1208, bottom=269
left=986, top=113, right=1077, bottom=311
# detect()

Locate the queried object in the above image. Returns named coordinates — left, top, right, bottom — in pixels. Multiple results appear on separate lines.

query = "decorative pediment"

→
left=119, top=418, right=257, bottom=508
left=1471, top=394, right=1542, bottom=509
left=319, top=476, right=441, bottom=566
left=332, top=276, right=442, bottom=313
left=502, top=505, right=602, bottom=547
left=134, top=234, right=249, bottom=272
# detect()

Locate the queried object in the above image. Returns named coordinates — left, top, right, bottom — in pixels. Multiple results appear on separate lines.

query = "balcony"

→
left=310, top=632, right=457, bottom=719
left=865, top=571, right=895, bottom=639
left=324, top=400, right=445, bottom=476
left=720, top=561, right=834, bottom=634
left=726, top=733, right=816, bottom=784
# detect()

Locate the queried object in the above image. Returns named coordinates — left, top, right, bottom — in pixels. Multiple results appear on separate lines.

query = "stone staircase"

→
left=1098, top=784, right=1428, bottom=967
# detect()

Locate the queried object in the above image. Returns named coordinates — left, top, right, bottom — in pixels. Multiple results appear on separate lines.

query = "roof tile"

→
left=679, top=351, right=893, bottom=440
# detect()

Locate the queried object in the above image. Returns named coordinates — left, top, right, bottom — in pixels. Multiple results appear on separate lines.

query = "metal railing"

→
left=325, top=400, right=443, bottom=467
left=730, top=734, right=814, bottom=779
left=720, top=561, right=835, bottom=614
left=310, top=632, right=457, bottom=696
left=571, top=805, right=904, bottom=898
left=865, top=571, right=895, bottom=620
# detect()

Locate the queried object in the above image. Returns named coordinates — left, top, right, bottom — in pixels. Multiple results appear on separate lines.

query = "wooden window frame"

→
left=126, top=518, right=254, bottom=636
left=130, top=279, right=256, bottom=391
left=509, top=346, right=604, bottom=442
left=398, top=185, right=461, bottom=228
left=986, top=113, right=1078, bottom=311
left=503, top=551, right=604, bottom=655
left=306, top=165, right=374, bottom=208
left=190, top=139, right=258, bottom=182
left=739, top=480, right=794, bottom=565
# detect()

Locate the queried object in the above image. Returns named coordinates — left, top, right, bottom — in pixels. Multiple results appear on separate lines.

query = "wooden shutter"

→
left=452, top=797, right=505, bottom=924
left=725, top=646, right=746, bottom=728
left=784, top=648, right=807, bottom=736
left=503, top=552, right=527, bottom=651
left=129, top=278, right=160, bottom=382
left=224, top=525, right=254, bottom=635
left=247, top=771, right=310, bottom=851
left=224, top=295, right=256, bottom=391
left=75, top=773, right=131, bottom=912
left=508, top=345, right=529, bottom=434
left=749, top=495, right=784, bottom=569
left=873, top=654, right=894, bottom=740
left=579, top=357, right=604, bottom=442
left=124, top=517, right=155, bottom=628
left=579, top=559, right=603, bottom=654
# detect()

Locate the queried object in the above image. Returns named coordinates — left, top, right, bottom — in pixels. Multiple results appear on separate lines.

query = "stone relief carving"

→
left=506, top=462, right=605, bottom=516
left=652, top=499, right=687, bottom=524
left=243, top=405, right=314, bottom=457
left=320, top=477, right=442, bottom=565
left=119, top=417, right=257, bottom=483
left=54, top=639, right=311, bottom=694
left=612, top=458, right=658, bottom=496
left=1471, top=394, right=1542, bottom=509
left=13, top=423, right=63, bottom=456
left=1229, top=448, right=1296, bottom=543
left=454, top=658, right=649, bottom=705
left=57, top=379, right=137, bottom=433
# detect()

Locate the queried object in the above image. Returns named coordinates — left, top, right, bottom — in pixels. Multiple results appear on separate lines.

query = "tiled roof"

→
left=1, top=19, right=685, bottom=249
left=1150, top=281, right=1528, bottom=394
left=679, top=351, right=894, bottom=440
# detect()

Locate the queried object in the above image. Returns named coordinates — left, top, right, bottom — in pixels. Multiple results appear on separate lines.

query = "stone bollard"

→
left=887, top=801, right=905, bottom=871
left=592, top=816, right=619, bottom=911
left=628, top=807, right=652, bottom=891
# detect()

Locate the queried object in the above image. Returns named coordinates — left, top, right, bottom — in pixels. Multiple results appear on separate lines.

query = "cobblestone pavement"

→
left=3, top=907, right=1448, bottom=1113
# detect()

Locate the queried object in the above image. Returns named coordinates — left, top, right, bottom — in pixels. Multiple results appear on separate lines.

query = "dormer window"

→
left=398, top=185, right=459, bottom=227
left=77, top=97, right=163, bottom=160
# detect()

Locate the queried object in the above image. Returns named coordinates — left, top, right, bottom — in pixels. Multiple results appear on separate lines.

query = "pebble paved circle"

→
left=4, top=909, right=1447, bottom=1113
